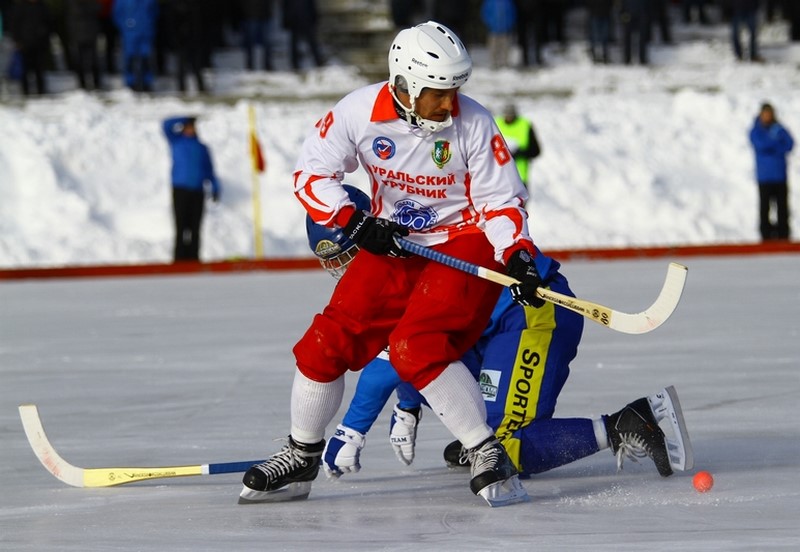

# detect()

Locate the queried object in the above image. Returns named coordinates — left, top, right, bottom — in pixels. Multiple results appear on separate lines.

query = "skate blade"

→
left=238, top=482, right=312, bottom=504
left=648, top=385, right=694, bottom=471
left=477, top=475, right=530, bottom=507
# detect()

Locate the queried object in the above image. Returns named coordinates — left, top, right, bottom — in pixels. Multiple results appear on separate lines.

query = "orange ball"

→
left=693, top=470, right=714, bottom=493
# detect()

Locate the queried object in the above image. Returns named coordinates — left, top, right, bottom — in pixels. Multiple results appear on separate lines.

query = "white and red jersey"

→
left=293, top=82, right=534, bottom=263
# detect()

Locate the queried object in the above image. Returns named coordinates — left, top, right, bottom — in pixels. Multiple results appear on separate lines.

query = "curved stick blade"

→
left=19, top=404, right=85, bottom=487
left=605, top=262, right=688, bottom=334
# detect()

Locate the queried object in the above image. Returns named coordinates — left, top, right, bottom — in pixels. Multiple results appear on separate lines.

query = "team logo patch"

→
left=479, top=370, right=501, bottom=402
left=431, top=140, right=452, bottom=169
left=393, top=199, right=438, bottom=231
left=314, top=239, right=341, bottom=259
left=372, top=136, right=396, bottom=160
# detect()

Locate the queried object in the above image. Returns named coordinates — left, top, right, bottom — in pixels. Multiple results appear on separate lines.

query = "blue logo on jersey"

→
left=373, top=137, right=396, bottom=160
left=393, top=199, right=438, bottom=231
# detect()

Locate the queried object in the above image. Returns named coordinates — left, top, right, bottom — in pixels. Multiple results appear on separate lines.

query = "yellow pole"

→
left=248, top=104, right=264, bottom=258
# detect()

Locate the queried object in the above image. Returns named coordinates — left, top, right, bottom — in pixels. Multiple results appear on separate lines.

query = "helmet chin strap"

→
left=390, top=86, right=453, bottom=134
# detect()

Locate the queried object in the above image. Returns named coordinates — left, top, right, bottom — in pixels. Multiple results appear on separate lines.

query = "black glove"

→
left=343, top=210, right=409, bottom=257
left=506, top=249, right=545, bottom=308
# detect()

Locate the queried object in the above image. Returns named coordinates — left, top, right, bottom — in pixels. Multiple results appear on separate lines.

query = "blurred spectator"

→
left=786, top=1, right=800, bottom=41
left=1, top=0, right=8, bottom=33
left=201, top=0, right=225, bottom=67
left=481, top=0, right=517, bottom=69
left=9, top=0, right=52, bottom=95
left=619, top=0, right=650, bottom=65
left=168, top=0, right=207, bottom=93
left=764, top=0, right=780, bottom=22
left=730, top=0, right=761, bottom=62
left=682, top=0, right=710, bottom=25
left=748, top=103, right=794, bottom=241
left=162, top=116, right=221, bottom=261
left=389, top=0, right=422, bottom=28
left=586, top=0, right=612, bottom=63
left=281, top=0, right=324, bottom=71
left=649, top=0, right=673, bottom=45
left=6, top=38, right=26, bottom=84
left=541, top=0, right=567, bottom=47
left=240, top=0, right=274, bottom=71
left=64, top=0, right=102, bottom=90
left=432, top=0, right=467, bottom=42
left=154, top=0, right=170, bottom=76
left=768, top=0, right=800, bottom=40
left=97, top=0, right=118, bottom=74
left=515, top=0, right=544, bottom=67
left=495, top=103, right=541, bottom=186
left=113, top=0, right=159, bottom=91
left=47, top=0, right=74, bottom=72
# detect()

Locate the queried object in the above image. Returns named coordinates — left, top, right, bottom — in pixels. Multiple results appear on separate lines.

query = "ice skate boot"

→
left=467, top=437, right=529, bottom=507
left=647, top=385, right=694, bottom=472
left=604, top=386, right=693, bottom=476
left=443, top=439, right=470, bottom=468
left=239, top=436, right=325, bottom=504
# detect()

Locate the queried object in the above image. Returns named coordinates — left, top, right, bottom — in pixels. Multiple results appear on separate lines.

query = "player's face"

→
left=414, top=88, right=458, bottom=122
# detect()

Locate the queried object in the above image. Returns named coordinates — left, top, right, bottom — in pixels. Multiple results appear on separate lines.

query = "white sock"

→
left=419, top=361, right=493, bottom=450
left=290, top=370, right=344, bottom=444
left=593, top=418, right=609, bottom=450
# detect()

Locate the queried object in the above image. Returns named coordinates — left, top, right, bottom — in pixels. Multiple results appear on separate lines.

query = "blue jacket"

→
left=113, top=0, right=158, bottom=40
left=480, top=0, right=517, bottom=34
left=162, top=117, right=220, bottom=196
left=749, top=117, right=794, bottom=184
left=341, top=247, right=560, bottom=433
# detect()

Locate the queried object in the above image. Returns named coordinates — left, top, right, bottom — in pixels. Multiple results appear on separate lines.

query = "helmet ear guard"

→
left=388, top=21, right=472, bottom=133
left=305, top=185, right=371, bottom=279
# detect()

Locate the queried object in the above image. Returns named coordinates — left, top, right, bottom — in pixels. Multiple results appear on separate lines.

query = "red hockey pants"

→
left=293, top=232, right=504, bottom=390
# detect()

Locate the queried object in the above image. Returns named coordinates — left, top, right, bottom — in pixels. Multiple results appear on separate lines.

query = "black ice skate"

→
left=238, top=436, right=325, bottom=504
left=443, top=439, right=470, bottom=468
left=604, top=386, right=693, bottom=477
left=467, top=437, right=529, bottom=507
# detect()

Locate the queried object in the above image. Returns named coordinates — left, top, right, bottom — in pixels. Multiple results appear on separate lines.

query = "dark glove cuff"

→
left=506, top=249, right=537, bottom=276
left=502, top=242, right=536, bottom=265
left=343, top=209, right=369, bottom=241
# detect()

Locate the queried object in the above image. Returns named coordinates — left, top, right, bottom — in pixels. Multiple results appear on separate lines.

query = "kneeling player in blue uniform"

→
left=310, top=185, right=693, bottom=480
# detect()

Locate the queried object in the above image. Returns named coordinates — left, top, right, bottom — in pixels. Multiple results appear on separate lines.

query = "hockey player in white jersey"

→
left=240, top=21, right=542, bottom=507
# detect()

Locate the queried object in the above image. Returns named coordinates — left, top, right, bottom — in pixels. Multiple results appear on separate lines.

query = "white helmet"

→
left=388, top=21, right=472, bottom=133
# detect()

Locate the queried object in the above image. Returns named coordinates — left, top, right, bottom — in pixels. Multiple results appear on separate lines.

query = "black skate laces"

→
left=252, top=440, right=310, bottom=480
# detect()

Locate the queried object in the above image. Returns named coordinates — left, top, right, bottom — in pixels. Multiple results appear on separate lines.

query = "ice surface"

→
left=2, top=255, right=799, bottom=551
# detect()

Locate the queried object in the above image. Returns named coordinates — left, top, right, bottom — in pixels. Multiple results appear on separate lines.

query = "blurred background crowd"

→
left=1, top=0, right=799, bottom=97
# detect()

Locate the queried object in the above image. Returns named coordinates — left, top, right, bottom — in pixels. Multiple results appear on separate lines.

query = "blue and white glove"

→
left=323, top=424, right=366, bottom=479
left=389, top=405, right=421, bottom=466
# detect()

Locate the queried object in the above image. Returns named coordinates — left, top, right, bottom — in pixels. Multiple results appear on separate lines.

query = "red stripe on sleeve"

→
left=294, top=172, right=337, bottom=224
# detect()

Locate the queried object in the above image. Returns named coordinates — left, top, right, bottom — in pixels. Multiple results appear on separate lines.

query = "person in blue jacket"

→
left=113, top=0, right=158, bottom=92
left=309, top=185, right=693, bottom=481
left=480, top=0, right=517, bottom=69
left=749, top=102, right=794, bottom=241
left=162, top=116, right=220, bottom=261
